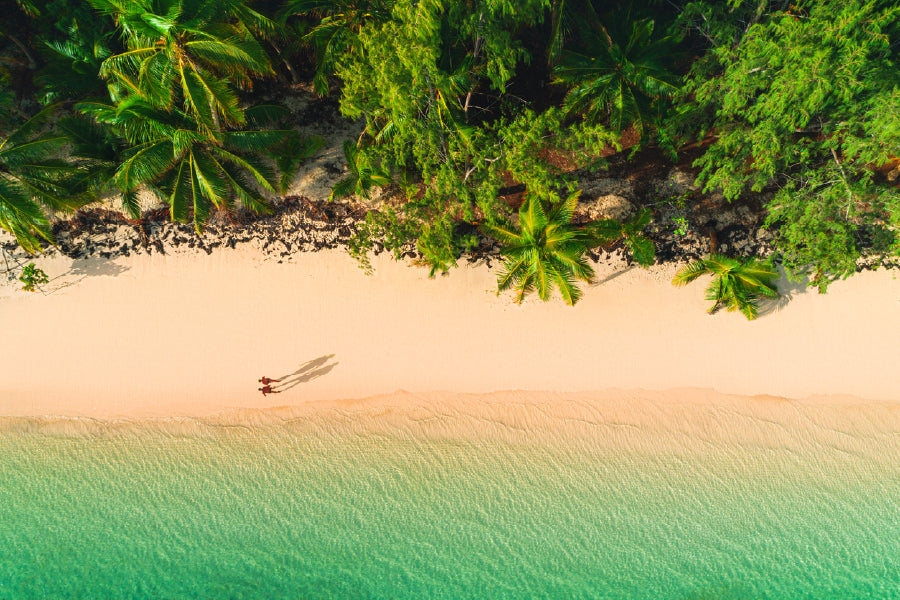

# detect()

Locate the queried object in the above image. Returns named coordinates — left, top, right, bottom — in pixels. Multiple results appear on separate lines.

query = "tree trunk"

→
left=706, top=224, right=719, bottom=255
left=5, top=33, right=38, bottom=70
left=270, top=41, right=300, bottom=84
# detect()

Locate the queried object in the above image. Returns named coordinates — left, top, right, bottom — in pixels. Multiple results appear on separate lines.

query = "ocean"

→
left=1, top=390, right=898, bottom=599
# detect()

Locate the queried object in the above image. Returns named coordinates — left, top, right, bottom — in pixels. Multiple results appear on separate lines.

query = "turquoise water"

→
left=2, top=394, right=899, bottom=599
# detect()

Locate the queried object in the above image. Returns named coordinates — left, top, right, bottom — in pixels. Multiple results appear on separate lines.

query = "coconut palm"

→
left=0, top=105, right=82, bottom=253
left=546, top=0, right=604, bottom=65
left=279, top=0, right=390, bottom=95
left=553, top=18, right=679, bottom=135
left=484, top=190, right=594, bottom=306
left=35, top=20, right=114, bottom=103
left=57, top=113, right=142, bottom=217
left=589, top=208, right=656, bottom=266
left=87, top=0, right=276, bottom=131
left=672, top=255, right=780, bottom=320
left=78, top=98, right=297, bottom=231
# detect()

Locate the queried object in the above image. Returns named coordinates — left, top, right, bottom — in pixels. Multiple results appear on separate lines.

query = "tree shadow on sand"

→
left=588, top=265, right=635, bottom=287
left=273, top=354, right=339, bottom=392
left=757, top=267, right=810, bottom=317
left=38, top=259, right=131, bottom=295
left=1, top=249, right=130, bottom=296
left=68, top=259, right=130, bottom=277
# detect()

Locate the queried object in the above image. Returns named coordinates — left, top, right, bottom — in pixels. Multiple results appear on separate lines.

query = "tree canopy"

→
left=1, top=0, right=898, bottom=300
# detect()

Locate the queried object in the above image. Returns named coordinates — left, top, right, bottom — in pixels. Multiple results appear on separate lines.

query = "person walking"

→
left=259, top=385, right=281, bottom=396
left=259, top=376, right=281, bottom=385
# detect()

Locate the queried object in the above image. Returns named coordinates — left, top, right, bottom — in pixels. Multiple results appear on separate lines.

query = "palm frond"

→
left=552, top=265, right=582, bottom=306
left=2, top=103, right=64, bottom=149
left=672, top=259, right=710, bottom=286
left=185, top=39, right=273, bottom=78
left=244, top=104, right=289, bottom=127
left=329, top=176, right=357, bottom=201
left=180, top=67, right=217, bottom=130
left=209, top=147, right=277, bottom=194
left=167, top=158, right=192, bottom=222
left=514, top=272, right=534, bottom=304
left=0, top=137, right=69, bottom=167
left=217, top=159, right=272, bottom=214
left=626, top=236, right=656, bottom=266
left=191, top=149, right=228, bottom=210
left=120, top=189, right=140, bottom=219
left=482, top=222, right=525, bottom=249
left=590, top=218, right=624, bottom=246
left=223, top=129, right=292, bottom=153
left=496, top=255, right=528, bottom=292
left=269, top=134, right=325, bottom=194
left=0, top=178, right=54, bottom=253
left=115, top=140, right=174, bottom=191
left=138, top=51, right=176, bottom=108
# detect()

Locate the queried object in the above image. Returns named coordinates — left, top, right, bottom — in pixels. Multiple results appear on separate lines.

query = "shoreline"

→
left=5, top=390, right=900, bottom=463
left=2, top=245, right=899, bottom=419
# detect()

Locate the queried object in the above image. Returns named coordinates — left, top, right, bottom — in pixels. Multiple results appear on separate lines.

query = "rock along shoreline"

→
left=1, top=194, right=895, bottom=278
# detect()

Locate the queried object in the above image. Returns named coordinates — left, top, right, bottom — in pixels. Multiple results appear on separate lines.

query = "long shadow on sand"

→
left=589, top=265, right=636, bottom=287
left=273, top=354, right=339, bottom=392
left=38, top=259, right=131, bottom=296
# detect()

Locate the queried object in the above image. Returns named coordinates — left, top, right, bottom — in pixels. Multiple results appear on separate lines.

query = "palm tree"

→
left=57, top=113, right=144, bottom=218
left=546, top=0, right=604, bottom=65
left=279, top=0, right=390, bottom=95
left=34, top=20, right=114, bottom=103
left=0, top=105, right=82, bottom=253
left=589, top=208, right=656, bottom=266
left=553, top=18, right=679, bottom=136
left=484, top=190, right=594, bottom=306
left=78, top=98, right=296, bottom=231
left=87, top=0, right=276, bottom=131
left=329, top=140, right=391, bottom=200
left=672, top=255, right=780, bottom=320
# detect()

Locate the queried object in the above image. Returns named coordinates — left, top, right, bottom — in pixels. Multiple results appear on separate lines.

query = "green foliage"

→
left=343, top=106, right=615, bottom=274
left=271, top=134, right=326, bottom=195
left=242, top=103, right=327, bottom=194
left=329, top=139, right=391, bottom=200
left=328, top=0, right=617, bottom=273
left=672, top=254, right=780, bottom=320
left=0, top=104, right=83, bottom=253
left=484, top=190, right=594, bottom=306
left=554, top=17, right=680, bottom=136
left=279, top=0, right=391, bottom=95
left=678, top=0, right=900, bottom=288
left=88, top=0, right=277, bottom=131
left=19, top=262, right=48, bottom=292
left=78, top=98, right=299, bottom=231
left=546, top=0, right=603, bottom=66
left=589, top=208, right=656, bottom=266
left=57, top=111, right=149, bottom=218
left=35, top=20, right=113, bottom=103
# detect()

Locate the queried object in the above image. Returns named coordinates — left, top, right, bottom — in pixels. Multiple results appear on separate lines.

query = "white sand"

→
left=1, top=247, right=898, bottom=418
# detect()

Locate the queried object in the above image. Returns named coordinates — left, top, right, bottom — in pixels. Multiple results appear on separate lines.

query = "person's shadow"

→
left=273, top=354, right=338, bottom=392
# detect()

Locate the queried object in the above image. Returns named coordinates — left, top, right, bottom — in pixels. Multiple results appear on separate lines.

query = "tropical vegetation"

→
left=1, top=0, right=898, bottom=309
left=672, top=255, right=780, bottom=320
left=589, top=209, right=656, bottom=267
left=484, top=190, right=594, bottom=306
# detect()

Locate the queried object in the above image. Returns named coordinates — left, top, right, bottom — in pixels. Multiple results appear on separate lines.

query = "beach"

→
left=1, top=247, right=898, bottom=418
left=3, top=248, right=900, bottom=598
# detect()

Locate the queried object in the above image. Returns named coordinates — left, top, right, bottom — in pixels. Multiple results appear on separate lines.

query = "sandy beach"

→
left=0, top=246, right=898, bottom=418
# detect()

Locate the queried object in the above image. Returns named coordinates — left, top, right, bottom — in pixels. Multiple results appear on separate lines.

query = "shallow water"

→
left=2, top=391, right=899, bottom=599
